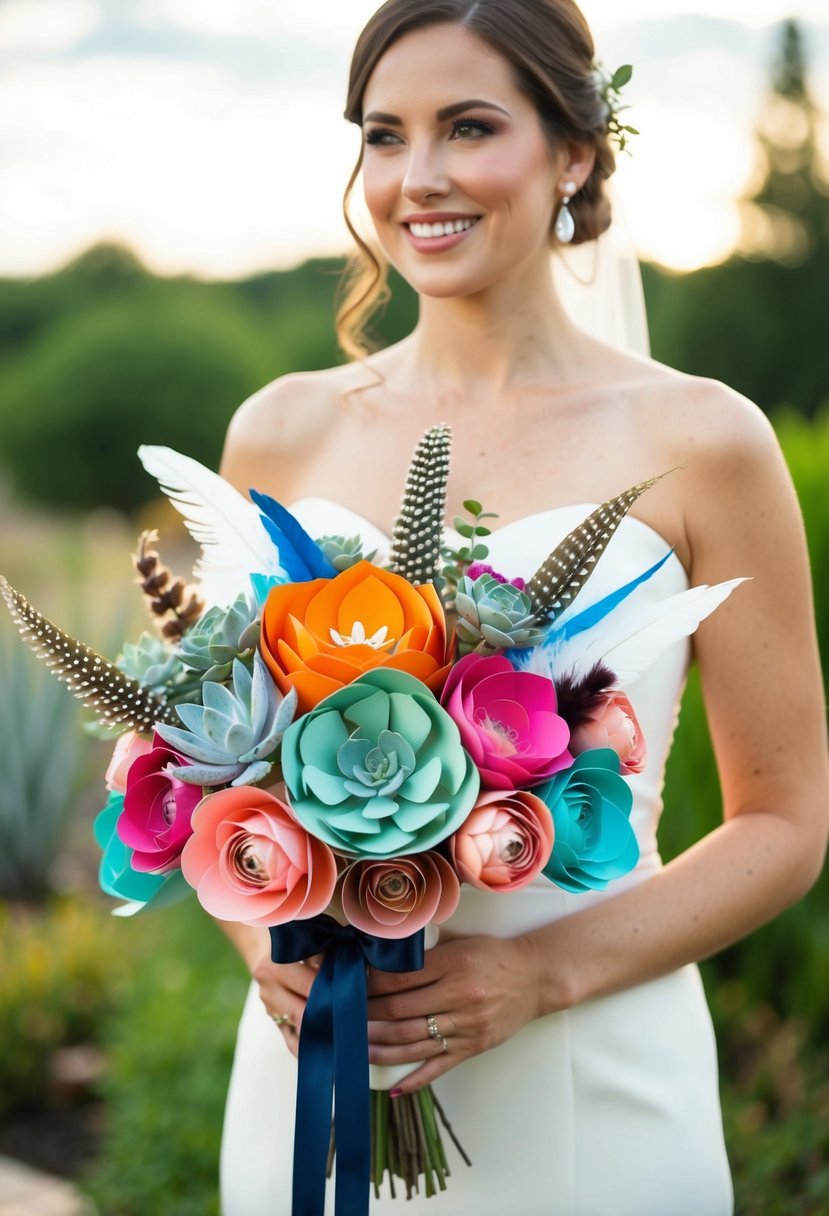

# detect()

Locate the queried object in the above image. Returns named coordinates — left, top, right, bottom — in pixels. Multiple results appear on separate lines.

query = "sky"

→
left=0, top=0, right=827, bottom=278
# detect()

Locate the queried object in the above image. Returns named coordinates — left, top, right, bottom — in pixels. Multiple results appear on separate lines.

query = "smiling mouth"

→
left=405, top=217, right=481, bottom=238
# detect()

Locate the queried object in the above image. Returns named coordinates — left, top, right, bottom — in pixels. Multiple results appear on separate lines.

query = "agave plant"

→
left=177, top=593, right=260, bottom=682
left=155, top=654, right=297, bottom=787
left=454, top=573, right=548, bottom=656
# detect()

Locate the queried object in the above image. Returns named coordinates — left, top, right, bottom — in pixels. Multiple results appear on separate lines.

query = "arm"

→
left=367, top=389, right=829, bottom=1091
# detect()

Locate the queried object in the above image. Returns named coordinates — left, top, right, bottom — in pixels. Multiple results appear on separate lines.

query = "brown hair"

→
left=335, top=0, right=615, bottom=361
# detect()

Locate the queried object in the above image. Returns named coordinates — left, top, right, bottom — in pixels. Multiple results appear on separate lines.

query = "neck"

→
left=394, top=257, right=594, bottom=401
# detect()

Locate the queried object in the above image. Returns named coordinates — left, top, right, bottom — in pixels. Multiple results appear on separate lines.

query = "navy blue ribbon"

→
left=270, top=916, right=425, bottom=1216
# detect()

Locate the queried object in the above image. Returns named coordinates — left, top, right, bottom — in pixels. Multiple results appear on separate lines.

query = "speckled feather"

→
left=0, top=576, right=177, bottom=733
left=388, top=424, right=451, bottom=586
left=525, top=473, right=665, bottom=624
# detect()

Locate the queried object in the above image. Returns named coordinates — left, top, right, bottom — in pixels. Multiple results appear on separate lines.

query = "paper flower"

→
left=569, top=690, right=646, bottom=775
left=440, top=653, right=572, bottom=789
left=448, top=789, right=554, bottom=892
left=260, top=560, right=451, bottom=714
left=105, top=730, right=153, bottom=794
left=535, top=749, right=639, bottom=893
left=282, top=668, right=480, bottom=858
left=94, top=792, right=189, bottom=908
left=180, top=785, right=338, bottom=926
left=340, top=851, right=460, bottom=938
left=116, top=738, right=202, bottom=872
left=155, top=654, right=297, bottom=787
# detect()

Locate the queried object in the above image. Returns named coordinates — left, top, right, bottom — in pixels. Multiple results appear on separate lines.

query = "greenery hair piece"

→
left=593, top=62, right=638, bottom=155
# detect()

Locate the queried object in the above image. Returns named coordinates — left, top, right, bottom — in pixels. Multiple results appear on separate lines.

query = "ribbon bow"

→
left=270, top=915, right=425, bottom=1216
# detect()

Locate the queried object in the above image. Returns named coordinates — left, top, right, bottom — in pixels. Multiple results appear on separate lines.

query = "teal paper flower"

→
left=282, top=669, right=480, bottom=858
left=94, top=793, right=191, bottom=912
left=535, top=748, right=639, bottom=893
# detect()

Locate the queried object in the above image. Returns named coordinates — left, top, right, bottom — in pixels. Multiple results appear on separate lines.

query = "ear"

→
left=557, top=141, right=596, bottom=192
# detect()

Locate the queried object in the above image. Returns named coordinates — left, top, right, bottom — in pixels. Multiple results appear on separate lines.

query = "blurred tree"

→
left=643, top=19, right=829, bottom=418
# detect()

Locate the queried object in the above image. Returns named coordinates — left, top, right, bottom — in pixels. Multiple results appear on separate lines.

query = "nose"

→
left=401, top=139, right=450, bottom=204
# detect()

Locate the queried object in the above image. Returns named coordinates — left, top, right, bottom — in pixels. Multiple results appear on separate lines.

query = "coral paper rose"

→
left=341, top=852, right=460, bottom=938
left=260, top=560, right=450, bottom=713
left=282, top=668, right=480, bottom=858
left=570, top=691, right=646, bottom=775
left=180, top=786, right=338, bottom=925
left=449, top=789, right=554, bottom=892
left=440, top=653, right=572, bottom=789
left=116, top=737, right=201, bottom=872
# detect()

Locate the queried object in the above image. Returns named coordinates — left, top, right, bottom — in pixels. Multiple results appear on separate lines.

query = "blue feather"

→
left=546, top=550, right=674, bottom=645
left=249, top=489, right=337, bottom=582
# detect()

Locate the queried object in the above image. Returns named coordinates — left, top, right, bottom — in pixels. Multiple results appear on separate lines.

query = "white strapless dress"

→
left=220, top=503, right=734, bottom=1216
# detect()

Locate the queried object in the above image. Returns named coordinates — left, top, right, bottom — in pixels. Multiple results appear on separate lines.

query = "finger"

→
left=368, top=1012, right=456, bottom=1046
left=389, top=1050, right=459, bottom=1096
left=367, top=965, right=440, bottom=997
left=368, top=1035, right=450, bottom=1068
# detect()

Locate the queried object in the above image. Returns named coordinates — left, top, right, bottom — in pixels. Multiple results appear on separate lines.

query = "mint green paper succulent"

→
left=117, top=632, right=189, bottom=696
left=315, top=534, right=377, bottom=572
left=454, top=574, right=548, bottom=656
left=282, top=668, right=479, bottom=858
left=177, top=593, right=260, bottom=682
left=155, top=654, right=297, bottom=787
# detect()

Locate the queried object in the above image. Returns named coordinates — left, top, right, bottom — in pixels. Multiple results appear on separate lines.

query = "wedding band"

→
left=426, top=1014, right=448, bottom=1052
left=271, top=1013, right=296, bottom=1031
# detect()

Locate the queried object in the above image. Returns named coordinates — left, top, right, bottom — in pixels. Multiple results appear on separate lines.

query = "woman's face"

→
left=360, top=23, right=567, bottom=300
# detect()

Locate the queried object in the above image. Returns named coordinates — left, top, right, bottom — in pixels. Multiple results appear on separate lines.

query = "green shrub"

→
left=0, top=898, right=121, bottom=1116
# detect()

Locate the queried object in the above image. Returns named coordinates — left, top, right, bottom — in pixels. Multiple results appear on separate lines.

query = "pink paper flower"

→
left=570, top=691, right=646, bottom=775
left=465, top=562, right=525, bottom=591
left=116, top=737, right=201, bottom=872
left=180, top=786, right=338, bottom=926
left=340, top=852, right=460, bottom=939
left=440, top=653, right=572, bottom=789
left=105, top=730, right=152, bottom=794
left=449, top=789, right=555, bottom=892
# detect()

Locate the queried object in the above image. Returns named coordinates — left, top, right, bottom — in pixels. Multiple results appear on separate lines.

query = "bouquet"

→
left=0, top=425, right=743, bottom=1215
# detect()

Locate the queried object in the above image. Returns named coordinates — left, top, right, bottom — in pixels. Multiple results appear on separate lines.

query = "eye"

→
left=363, top=127, right=401, bottom=146
left=450, top=118, right=495, bottom=140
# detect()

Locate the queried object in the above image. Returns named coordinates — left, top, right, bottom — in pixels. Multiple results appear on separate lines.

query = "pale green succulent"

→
left=177, top=593, right=260, bottom=682
left=454, top=574, right=548, bottom=656
left=315, top=534, right=377, bottom=572
left=155, top=654, right=297, bottom=787
left=117, top=632, right=188, bottom=697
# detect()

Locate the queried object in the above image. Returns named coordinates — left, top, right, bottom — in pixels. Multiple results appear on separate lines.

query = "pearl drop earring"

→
left=554, top=180, right=577, bottom=244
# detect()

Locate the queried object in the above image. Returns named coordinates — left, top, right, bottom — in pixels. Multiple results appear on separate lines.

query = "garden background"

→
left=1, top=16, right=828, bottom=1216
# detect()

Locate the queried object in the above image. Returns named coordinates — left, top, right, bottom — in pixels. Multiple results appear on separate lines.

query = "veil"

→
left=551, top=181, right=650, bottom=358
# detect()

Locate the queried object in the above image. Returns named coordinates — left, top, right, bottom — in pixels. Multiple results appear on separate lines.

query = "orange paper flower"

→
left=260, top=561, right=451, bottom=713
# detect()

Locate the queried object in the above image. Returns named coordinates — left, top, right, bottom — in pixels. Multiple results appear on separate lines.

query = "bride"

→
left=214, top=1, right=828, bottom=1212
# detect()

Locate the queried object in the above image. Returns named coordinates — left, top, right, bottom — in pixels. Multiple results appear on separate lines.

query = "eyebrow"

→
left=362, top=99, right=509, bottom=125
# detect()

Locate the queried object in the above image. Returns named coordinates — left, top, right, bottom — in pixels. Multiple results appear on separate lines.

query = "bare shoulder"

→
left=219, top=362, right=371, bottom=494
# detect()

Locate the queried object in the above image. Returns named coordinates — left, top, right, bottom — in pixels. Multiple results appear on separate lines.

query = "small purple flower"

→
left=466, top=562, right=525, bottom=591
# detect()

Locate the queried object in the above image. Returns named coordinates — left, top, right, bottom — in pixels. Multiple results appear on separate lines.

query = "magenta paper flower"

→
left=116, top=736, right=201, bottom=872
left=440, top=653, right=572, bottom=789
left=570, top=691, right=647, bottom=776
left=180, top=785, right=338, bottom=926
left=449, top=789, right=555, bottom=892
left=340, top=851, right=460, bottom=939
left=105, top=730, right=152, bottom=794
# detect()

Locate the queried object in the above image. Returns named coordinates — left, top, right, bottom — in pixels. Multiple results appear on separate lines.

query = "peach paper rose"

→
left=449, top=789, right=555, bottom=892
left=569, top=691, right=646, bottom=776
left=340, top=851, right=460, bottom=939
left=260, top=560, right=450, bottom=713
left=180, top=786, right=338, bottom=926
left=105, top=731, right=152, bottom=794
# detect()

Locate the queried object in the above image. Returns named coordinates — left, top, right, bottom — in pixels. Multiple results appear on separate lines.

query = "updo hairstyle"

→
left=336, top=0, right=616, bottom=360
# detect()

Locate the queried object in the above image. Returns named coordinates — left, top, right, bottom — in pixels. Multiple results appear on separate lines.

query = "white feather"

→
left=537, top=578, right=748, bottom=687
left=138, top=445, right=285, bottom=607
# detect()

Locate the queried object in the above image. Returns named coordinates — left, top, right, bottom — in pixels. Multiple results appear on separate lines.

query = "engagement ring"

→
left=426, top=1013, right=448, bottom=1052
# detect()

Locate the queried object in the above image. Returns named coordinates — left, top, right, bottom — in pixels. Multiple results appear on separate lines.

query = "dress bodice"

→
left=289, top=499, right=691, bottom=934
